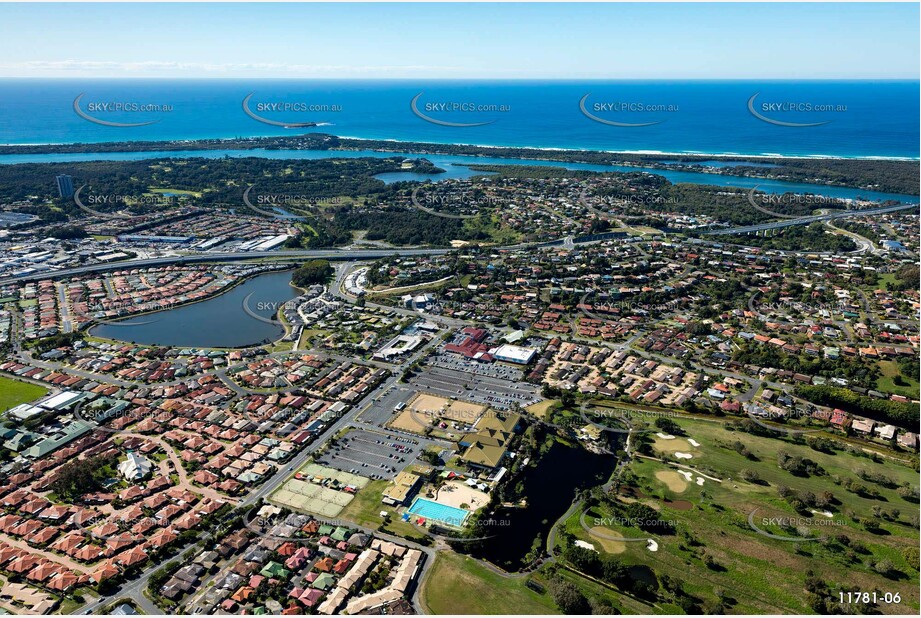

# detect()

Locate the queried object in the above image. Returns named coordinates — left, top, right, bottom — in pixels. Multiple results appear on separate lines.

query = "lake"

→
left=90, top=269, right=298, bottom=348
left=469, top=438, right=619, bottom=571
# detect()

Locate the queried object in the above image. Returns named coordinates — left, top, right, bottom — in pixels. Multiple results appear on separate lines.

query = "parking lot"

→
left=428, top=352, right=526, bottom=381
left=409, top=365, right=542, bottom=410
left=314, top=428, right=423, bottom=480
left=357, top=385, right=418, bottom=427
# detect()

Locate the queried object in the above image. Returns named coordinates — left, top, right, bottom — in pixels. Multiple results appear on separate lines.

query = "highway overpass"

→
left=702, top=203, right=918, bottom=236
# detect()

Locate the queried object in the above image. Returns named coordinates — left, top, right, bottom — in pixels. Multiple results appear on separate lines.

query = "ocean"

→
left=0, top=80, right=917, bottom=159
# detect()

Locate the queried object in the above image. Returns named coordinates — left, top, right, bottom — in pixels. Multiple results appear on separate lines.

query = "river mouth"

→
left=89, top=270, right=298, bottom=348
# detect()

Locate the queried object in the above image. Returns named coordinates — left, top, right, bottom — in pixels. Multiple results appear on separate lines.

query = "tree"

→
left=589, top=598, right=619, bottom=615
left=548, top=578, right=590, bottom=615
left=49, top=454, right=114, bottom=502
left=291, top=260, right=333, bottom=287
left=873, top=559, right=896, bottom=577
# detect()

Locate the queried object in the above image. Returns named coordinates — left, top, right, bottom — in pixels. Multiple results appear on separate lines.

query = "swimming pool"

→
left=406, top=498, right=470, bottom=527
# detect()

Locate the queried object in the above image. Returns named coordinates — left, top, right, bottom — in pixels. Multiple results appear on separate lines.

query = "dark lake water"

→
left=469, top=439, right=618, bottom=571
left=90, top=270, right=298, bottom=348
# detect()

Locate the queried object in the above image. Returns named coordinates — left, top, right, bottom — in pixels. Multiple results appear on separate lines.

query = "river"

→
left=0, top=147, right=916, bottom=204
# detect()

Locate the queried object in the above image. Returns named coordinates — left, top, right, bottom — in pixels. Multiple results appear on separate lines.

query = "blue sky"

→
left=0, top=2, right=918, bottom=78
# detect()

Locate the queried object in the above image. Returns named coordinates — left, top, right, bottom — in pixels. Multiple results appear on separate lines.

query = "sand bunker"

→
left=656, top=432, right=676, bottom=440
left=653, top=436, right=692, bottom=453
left=687, top=438, right=701, bottom=447
left=646, top=539, right=659, bottom=552
left=674, top=452, right=693, bottom=459
left=574, top=540, right=597, bottom=552
left=655, top=470, right=688, bottom=493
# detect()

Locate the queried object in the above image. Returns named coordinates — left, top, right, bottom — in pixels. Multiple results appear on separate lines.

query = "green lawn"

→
left=0, top=375, right=47, bottom=413
left=338, top=479, right=429, bottom=543
left=876, top=360, right=920, bottom=399
left=147, top=187, right=201, bottom=197
left=419, top=551, right=559, bottom=615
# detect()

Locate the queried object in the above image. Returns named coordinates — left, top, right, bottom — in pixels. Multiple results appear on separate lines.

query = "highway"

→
left=13, top=199, right=908, bottom=288
left=0, top=234, right=594, bottom=287
left=0, top=247, right=450, bottom=286
left=702, top=202, right=918, bottom=235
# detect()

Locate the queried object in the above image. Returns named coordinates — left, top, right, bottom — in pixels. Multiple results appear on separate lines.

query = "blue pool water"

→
left=407, top=498, right=470, bottom=527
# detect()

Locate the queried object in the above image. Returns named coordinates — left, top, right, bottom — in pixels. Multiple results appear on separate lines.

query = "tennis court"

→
left=271, top=464, right=370, bottom=517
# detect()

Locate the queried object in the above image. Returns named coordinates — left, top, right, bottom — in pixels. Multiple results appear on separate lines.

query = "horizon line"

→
left=1, top=76, right=918, bottom=81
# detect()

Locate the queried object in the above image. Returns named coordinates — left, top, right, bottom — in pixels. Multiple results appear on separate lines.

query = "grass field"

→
left=876, top=360, right=919, bottom=399
left=338, top=479, right=430, bottom=542
left=557, top=414, right=920, bottom=614
left=147, top=187, right=202, bottom=197
left=525, top=399, right=557, bottom=419
left=419, top=551, right=559, bottom=615
left=0, top=375, right=47, bottom=413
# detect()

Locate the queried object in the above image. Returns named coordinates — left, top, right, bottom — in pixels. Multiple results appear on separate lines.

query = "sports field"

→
left=0, top=376, right=47, bottom=413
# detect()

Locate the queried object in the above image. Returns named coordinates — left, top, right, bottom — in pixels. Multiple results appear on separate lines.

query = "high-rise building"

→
left=55, top=174, right=74, bottom=199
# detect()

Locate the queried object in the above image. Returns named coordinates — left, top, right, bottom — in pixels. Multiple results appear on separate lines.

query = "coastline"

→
left=333, top=135, right=921, bottom=163
left=0, top=133, right=918, bottom=162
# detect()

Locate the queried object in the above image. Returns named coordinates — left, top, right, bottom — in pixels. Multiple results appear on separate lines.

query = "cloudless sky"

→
left=0, top=2, right=918, bottom=78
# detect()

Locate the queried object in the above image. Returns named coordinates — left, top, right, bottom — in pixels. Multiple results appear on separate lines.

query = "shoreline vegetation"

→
left=0, top=133, right=917, bottom=196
